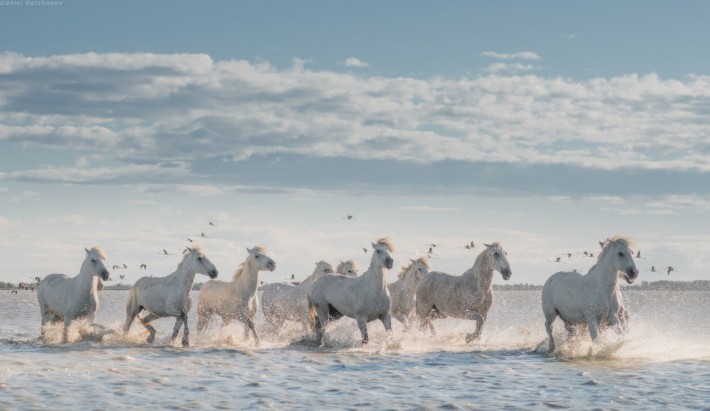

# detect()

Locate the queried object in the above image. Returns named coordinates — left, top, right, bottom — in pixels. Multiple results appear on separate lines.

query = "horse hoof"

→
left=464, top=333, right=478, bottom=343
left=182, top=341, right=189, bottom=348
left=362, top=339, right=369, bottom=344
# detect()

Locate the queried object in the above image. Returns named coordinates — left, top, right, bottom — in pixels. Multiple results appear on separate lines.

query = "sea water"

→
left=1, top=290, right=709, bottom=409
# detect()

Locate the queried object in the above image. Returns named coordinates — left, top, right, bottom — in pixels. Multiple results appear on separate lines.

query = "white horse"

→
left=415, top=243, right=512, bottom=343
left=196, top=247, right=276, bottom=345
left=336, top=260, right=359, bottom=276
left=308, top=238, right=395, bottom=345
left=123, top=246, right=218, bottom=347
left=261, top=261, right=335, bottom=333
left=542, top=236, right=639, bottom=353
left=37, top=247, right=110, bottom=343
left=388, top=257, right=429, bottom=329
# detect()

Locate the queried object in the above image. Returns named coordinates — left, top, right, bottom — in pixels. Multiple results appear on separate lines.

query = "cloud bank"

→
left=0, top=51, right=708, bottom=195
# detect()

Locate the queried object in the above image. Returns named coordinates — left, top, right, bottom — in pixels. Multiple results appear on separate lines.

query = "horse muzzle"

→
left=267, top=262, right=276, bottom=271
left=208, top=269, right=218, bottom=279
left=624, top=267, right=639, bottom=284
left=100, top=270, right=110, bottom=281
left=501, top=269, right=512, bottom=281
left=384, top=258, right=394, bottom=269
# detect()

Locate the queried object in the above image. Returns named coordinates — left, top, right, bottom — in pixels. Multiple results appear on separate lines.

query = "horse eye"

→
left=494, top=252, right=500, bottom=258
left=198, top=256, right=203, bottom=261
left=618, top=252, right=623, bottom=257
left=91, top=259, right=97, bottom=263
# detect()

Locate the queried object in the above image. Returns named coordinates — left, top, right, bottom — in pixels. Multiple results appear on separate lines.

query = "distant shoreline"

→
left=2, top=280, right=709, bottom=292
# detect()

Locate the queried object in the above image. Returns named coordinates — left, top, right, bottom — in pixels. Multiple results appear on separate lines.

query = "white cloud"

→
left=343, top=57, right=369, bottom=68
left=481, top=51, right=541, bottom=60
left=485, top=62, right=538, bottom=74
left=0, top=51, right=709, bottom=190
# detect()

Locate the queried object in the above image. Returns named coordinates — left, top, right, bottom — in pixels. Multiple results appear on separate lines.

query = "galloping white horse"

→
left=388, top=257, right=429, bottom=329
left=415, top=243, right=512, bottom=342
left=197, top=247, right=276, bottom=345
left=542, top=236, right=638, bottom=353
left=124, top=246, right=218, bottom=347
left=261, top=261, right=335, bottom=333
left=37, top=247, right=110, bottom=343
left=336, top=260, right=359, bottom=276
left=308, top=238, right=395, bottom=345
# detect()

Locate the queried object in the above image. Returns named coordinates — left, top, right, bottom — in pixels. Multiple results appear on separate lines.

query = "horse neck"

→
left=77, top=259, right=100, bottom=293
left=586, top=250, right=619, bottom=294
left=232, top=258, right=260, bottom=293
left=173, top=261, right=199, bottom=293
left=364, top=259, right=387, bottom=291
left=463, top=253, right=494, bottom=291
left=394, top=266, right=418, bottom=293
left=299, top=269, right=321, bottom=286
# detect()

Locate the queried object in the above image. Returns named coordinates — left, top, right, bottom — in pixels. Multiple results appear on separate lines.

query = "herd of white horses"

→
left=35, top=235, right=639, bottom=353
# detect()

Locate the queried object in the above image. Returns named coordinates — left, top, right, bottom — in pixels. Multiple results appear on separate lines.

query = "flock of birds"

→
left=8, top=215, right=678, bottom=292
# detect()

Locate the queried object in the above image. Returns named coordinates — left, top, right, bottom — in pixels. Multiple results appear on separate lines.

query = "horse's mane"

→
left=88, top=246, right=106, bottom=260
left=397, top=257, right=429, bottom=279
left=234, top=246, right=269, bottom=279
left=374, top=238, right=395, bottom=252
left=606, top=235, right=634, bottom=250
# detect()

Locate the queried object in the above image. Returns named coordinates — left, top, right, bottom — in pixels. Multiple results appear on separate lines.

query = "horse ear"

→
left=371, top=242, right=376, bottom=249
left=246, top=247, right=252, bottom=254
left=598, top=241, right=604, bottom=249
left=85, top=248, right=90, bottom=255
left=484, top=243, right=492, bottom=248
left=410, top=258, right=416, bottom=263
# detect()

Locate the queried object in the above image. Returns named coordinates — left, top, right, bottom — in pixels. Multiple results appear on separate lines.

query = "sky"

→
left=0, top=1, right=708, bottom=286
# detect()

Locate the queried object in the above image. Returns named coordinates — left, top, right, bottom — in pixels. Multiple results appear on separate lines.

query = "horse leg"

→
left=123, top=299, right=141, bottom=335
left=619, top=307, right=630, bottom=333
left=62, top=317, right=71, bottom=344
left=464, top=309, right=485, bottom=343
left=586, top=319, right=600, bottom=341
left=314, top=304, right=330, bottom=347
left=40, top=306, right=52, bottom=339
left=180, top=312, right=189, bottom=347
left=139, top=313, right=160, bottom=344
left=357, top=316, right=369, bottom=344
left=544, top=311, right=558, bottom=354
left=170, top=313, right=185, bottom=344
left=196, top=308, right=210, bottom=335
left=380, top=313, right=394, bottom=341
left=247, top=319, right=259, bottom=346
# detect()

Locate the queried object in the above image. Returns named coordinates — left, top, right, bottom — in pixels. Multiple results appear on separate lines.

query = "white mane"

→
left=88, top=246, right=107, bottom=260
left=374, top=238, right=395, bottom=252
left=176, top=245, right=205, bottom=271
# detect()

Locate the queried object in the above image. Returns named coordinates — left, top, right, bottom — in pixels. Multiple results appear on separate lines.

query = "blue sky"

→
left=0, top=1, right=708, bottom=285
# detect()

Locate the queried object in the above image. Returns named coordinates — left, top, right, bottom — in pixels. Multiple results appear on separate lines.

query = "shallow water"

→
left=1, top=290, right=709, bottom=409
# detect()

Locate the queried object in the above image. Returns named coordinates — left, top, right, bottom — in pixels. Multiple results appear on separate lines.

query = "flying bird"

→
left=140, top=264, right=147, bottom=269
left=112, top=265, right=120, bottom=270
left=667, top=266, right=674, bottom=275
left=199, top=232, right=209, bottom=238
left=361, top=248, right=368, bottom=253
left=119, top=274, right=125, bottom=279
left=186, top=238, right=193, bottom=243
left=208, top=221, right=218, bottom=226
left=635, top=251, right=642, bottom=258
left=650, top=266, right=656, bottom=272
left=343, top=215, right=355, bottom=220
left=162, top=249, right=170, bottom=255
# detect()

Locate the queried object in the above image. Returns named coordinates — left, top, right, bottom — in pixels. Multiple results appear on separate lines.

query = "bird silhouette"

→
left=555, top=257, right=561, bottom=262
left=112, top=265, right=120, bottom=270
left=650, top=266, right=656, bottom=272
left=186, top=238, right=193, bottom=243
left=122, top=263, right=128, bottom=269
left=567, top=253, right=572, bottom=258
left=343, top=215, right=355, bottom=220
left=667, top=266, right=674, bottom=275
left=208, top=221, right=218, bottom=227
left=140, top=264, right=147, bottom=269
left=119, top=274, right=125, bottom=279
left=636, top=250, right=642, bottom=258
left=162, top=249, right=169, bottom=255
left=361, top=247, right=368, bottom=253
left=199, top=232, right=209, bottom=238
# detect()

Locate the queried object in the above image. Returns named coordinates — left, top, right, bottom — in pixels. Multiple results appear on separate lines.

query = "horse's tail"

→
left=307, top=295, right=317, bottom=332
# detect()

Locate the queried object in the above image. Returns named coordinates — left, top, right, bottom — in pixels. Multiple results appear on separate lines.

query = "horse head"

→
left=247, top=246, right=276, bottom=272
left=314, top=260, right=334, bottom=276
left=184, top=246, right=219, bottom=279
left=371, top=238, right=395, bottom=269
left=401, top=257, right=429, bottom=282
left=337, top=260, right=358, bottom=277
left=84, top=247, right=110, bottom=281
left=603, top=236, right=639, bottom=284
left=484, top=243, right=512, bottom=280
